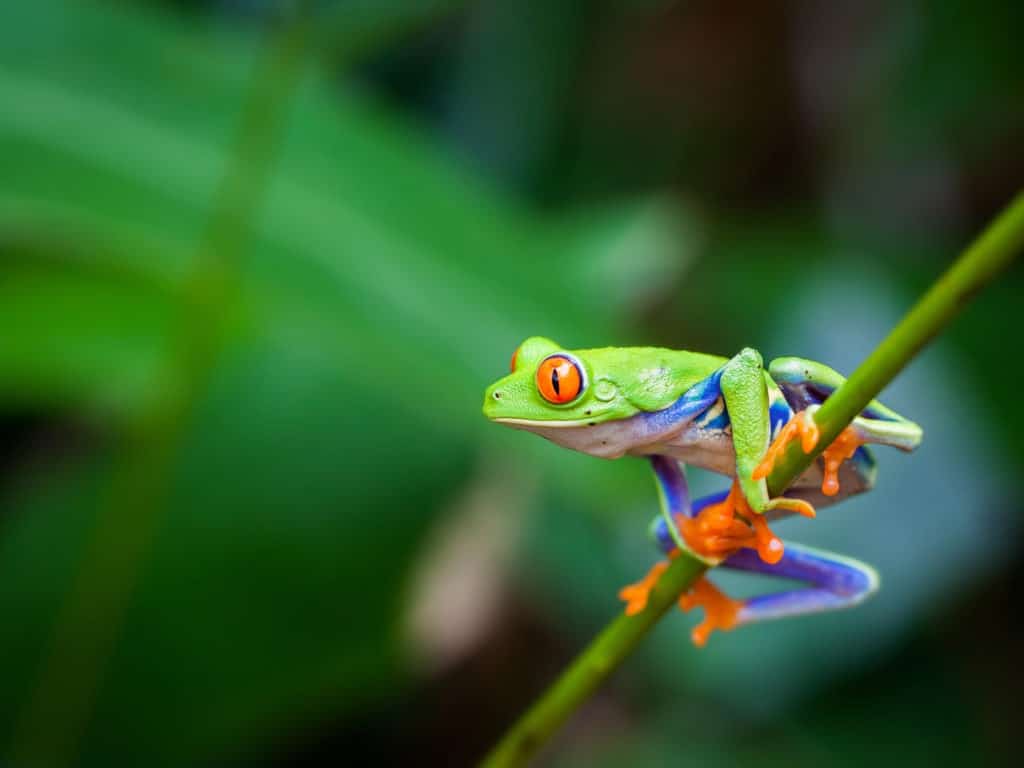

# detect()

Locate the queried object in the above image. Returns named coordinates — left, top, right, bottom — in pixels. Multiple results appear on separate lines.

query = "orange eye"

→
left=536, top=354, right=584, bottom=404
left=510, top=346, right=520, bottom=373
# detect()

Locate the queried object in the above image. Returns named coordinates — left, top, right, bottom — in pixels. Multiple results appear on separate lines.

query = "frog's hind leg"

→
left=769, top=357, right=923, bottom=452
left=619, top=456, right=694, bottom=616
left=620, top=459, right=771, bottom=615
left=679, top=543, right=879, bottom=646
left=756, top=358, right=922, bottom=498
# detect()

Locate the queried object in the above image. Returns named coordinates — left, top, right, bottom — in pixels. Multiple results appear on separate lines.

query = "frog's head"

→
left=482, top=337, right=663, bottom=458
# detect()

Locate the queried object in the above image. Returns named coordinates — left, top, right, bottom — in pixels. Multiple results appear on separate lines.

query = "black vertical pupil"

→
left=551, top=367, right=561, bottom=395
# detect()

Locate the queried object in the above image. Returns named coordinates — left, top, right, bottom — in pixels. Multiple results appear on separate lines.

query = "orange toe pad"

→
left=754, top=411, right=866, bottom=498
left=618, top=560, right=669, bottom=616
left=820, top=425, right=864, bottom=496
left=678, top=576, right=743, bottom=647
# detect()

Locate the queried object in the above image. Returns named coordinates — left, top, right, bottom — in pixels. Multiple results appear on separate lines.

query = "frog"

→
left=482, top=336, right=922, bottom=646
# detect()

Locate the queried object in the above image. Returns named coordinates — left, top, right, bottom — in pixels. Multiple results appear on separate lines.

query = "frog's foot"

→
left=754, top=410, right=868, bottom=498
left=764, top=496, right=816, bottom=519
left=678, top=576, right=743, bottom=647
left=752, top=409, right=820, bottom=481
left=820, top=425, right=865, bottom=496
left=679, top=482, right=788, bottom=565
left=618, top=560, right=670, bottom=616
left=678, top=482, right=752, bottom=561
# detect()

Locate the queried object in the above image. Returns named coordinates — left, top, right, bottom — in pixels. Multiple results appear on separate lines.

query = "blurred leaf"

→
left=444, top=0, right=585, bottom=195
left=318, top=0, right=468, bottom=62
left=0, top=256, right=173, bottom=412
left=0, top=0, right=695, bottom=763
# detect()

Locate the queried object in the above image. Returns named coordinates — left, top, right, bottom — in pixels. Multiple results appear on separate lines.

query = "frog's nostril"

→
left=493, top=391, right=502, bottom=399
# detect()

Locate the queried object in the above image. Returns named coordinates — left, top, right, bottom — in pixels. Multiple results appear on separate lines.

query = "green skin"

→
left=483, top=336, right=922, bottom=561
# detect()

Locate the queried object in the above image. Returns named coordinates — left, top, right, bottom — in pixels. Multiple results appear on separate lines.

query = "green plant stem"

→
left=481, top=189, right=1024, bottom=768
left=767, top=191, right=1024, bottom=493
left=484, top=556, right=707, bottom=768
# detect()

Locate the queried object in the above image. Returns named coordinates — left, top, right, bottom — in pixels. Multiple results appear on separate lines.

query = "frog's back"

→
left=578, top=346, right=728, bottom=413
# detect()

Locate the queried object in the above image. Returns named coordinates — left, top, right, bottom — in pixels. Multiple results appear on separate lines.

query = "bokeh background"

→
left=1, top=1, right=1023, bottom=765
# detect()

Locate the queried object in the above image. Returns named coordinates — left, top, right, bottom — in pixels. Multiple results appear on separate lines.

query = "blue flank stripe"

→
left=638, top=368, right=723, bottom=435
left=701, top=409, right=730, bottom=431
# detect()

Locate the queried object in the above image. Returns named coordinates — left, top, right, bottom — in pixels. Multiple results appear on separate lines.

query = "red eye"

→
left=536, top=355, right=583, bottom=404
left=510, top=347, right=520, bottom=373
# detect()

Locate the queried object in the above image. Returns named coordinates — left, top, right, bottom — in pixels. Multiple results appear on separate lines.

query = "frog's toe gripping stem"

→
left=618, top=560, right=670, bottom=616
left=678, top=577, right=742, bottom=647
left=818, top=426, right=865, bottom=496
left=649, top=481, right=798, bottom=566
left=765, top=496, right=816, bottom=519
left=677, top=481, right=790, bottom=565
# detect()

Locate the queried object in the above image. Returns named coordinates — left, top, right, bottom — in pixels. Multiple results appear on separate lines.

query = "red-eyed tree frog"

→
left=483, top=337, right=922, bottom=646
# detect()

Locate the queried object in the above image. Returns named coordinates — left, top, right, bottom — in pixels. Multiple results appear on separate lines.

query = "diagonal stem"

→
left=480, top=189, right=1024, bottom=768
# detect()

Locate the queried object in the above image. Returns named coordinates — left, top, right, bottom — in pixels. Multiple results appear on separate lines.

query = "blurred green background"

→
left=1, top=1, right=1022, bottom=765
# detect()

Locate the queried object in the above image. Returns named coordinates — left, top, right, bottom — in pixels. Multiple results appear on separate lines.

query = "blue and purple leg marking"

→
left=721, top=543, right=878, bottom=625
left=650, top=490, right=878, bottom=639
left=648, top=456, right=692, bottom=550
left=620, top=456, right=693, bottom=616
left=635, top=369, right=725, bottom=552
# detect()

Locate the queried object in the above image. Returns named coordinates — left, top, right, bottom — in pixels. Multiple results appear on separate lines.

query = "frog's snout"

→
left=482, top=382, right=505, bottom=419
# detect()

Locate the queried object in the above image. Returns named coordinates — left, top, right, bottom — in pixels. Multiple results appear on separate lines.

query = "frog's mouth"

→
left=491, top=415, right=641, bottom=459
left=491, top=417, right=594, bottom=428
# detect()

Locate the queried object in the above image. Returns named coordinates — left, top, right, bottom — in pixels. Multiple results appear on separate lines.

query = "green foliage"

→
left=1, top=0, right=1022, bottom=765
left=0, top=1, right=693, bottom=762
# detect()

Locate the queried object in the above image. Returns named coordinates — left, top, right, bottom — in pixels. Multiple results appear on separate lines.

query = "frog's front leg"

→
left=719, top=349, right=816, bottom=520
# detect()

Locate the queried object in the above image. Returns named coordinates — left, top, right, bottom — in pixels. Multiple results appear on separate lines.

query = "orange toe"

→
left=748, top=513, right=784, bottom=564
left=678, top=576, right=743, bottom=647
left=618, top=560, right=669, bottom=616
left=768, top=496, right=816, bottom=519
left=678, top=482, right=749, bottom=561
left=820, top=425, right=864, bottom=497
left=752, top=410, right=820, bottom=481
left=677, top=480, right=793, bottom=565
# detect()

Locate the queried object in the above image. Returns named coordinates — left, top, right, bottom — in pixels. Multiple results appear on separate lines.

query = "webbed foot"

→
left=678, top=576, right=743, bottom=647
left=678, top=481, right=790, bottom=565
left=618, top=560, right=669, bottom=616
left=819, top=425, right=865, bottom=496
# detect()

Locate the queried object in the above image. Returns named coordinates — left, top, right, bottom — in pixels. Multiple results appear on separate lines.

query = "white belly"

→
left=628, top=422, right=737, bottom=476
